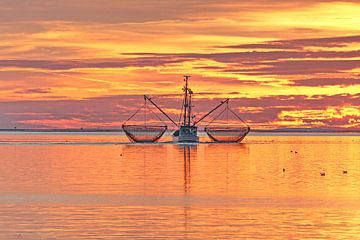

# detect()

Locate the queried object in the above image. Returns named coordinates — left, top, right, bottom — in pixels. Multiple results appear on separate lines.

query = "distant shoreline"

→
left=0, top=129, right=124, bottom=132
left=252, top=129, right=360, bottom=133
left=0, top=128, right=359, bottom=133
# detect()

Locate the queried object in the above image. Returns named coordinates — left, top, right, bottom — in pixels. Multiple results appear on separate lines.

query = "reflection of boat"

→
left=122, top=75, right=250, bottom=143
left=181, top=145, right=192, bottom=193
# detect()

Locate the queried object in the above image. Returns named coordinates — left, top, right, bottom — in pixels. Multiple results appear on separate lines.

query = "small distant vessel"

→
left=122, top=76, right=250, bottom=143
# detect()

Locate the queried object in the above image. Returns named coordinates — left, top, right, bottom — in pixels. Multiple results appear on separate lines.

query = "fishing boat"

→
left=172, top=76, right=199, bottom=142
left=122, top=76, right=250, bottom=143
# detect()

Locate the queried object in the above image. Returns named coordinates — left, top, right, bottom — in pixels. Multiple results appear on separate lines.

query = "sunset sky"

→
left=0, top=0, right=359, bottom=130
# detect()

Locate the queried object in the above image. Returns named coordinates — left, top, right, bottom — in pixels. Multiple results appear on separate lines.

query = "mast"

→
left=188, top=89, right=192, bottom=126
left=183, top=75, right=190, bottom=126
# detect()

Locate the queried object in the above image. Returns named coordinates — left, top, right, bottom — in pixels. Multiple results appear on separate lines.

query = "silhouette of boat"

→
left=122, top=76, right=250, bottom=143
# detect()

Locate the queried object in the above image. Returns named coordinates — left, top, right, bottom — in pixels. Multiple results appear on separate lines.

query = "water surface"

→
left=0, top=133, right=359, bottom=239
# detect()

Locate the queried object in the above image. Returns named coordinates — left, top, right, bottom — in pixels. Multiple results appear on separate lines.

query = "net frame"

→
left=122, top=97, right=168, bottom=143
left=205, top=125, right=250, bottom=143
left=204, top=102, right=250, bottom=143
left=122, top=124, right=167, bottom=143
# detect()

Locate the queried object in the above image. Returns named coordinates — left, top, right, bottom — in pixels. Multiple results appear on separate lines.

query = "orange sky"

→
left=0, top=0, right=359, bottom=130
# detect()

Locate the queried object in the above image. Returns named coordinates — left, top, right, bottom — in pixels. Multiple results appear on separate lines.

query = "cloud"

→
left=1, top=46, right=91, bottom=58
left=14, top=88, right=52, bottom=94
left=238, top=59, right=360, bottom=75
left=0, top=57, right=187, bottom=70
left=126, top=50, right=360, bottom=63
left=220, top=35, right=360, bottom=50
left=0, top=0, right=358, bottom=24
left=1, top=1, right=360, bottom=131
left=2, top=48, right=359, bottom=77
left=0, top=0, right=252, bottom=24
left=290, top=78, right=360, bottom=87
left=120, top=49, right=360, bottom=77
left=0, top=93, right=359, bottom=129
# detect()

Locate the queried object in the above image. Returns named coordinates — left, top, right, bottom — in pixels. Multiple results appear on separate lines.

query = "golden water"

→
left=0, top=133, right=359, bottom=239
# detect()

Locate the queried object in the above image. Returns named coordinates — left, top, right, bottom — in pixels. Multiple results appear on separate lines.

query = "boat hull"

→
left=173, top=125, right=199, bottom=143
left=173, top=135, right=199, bottom=143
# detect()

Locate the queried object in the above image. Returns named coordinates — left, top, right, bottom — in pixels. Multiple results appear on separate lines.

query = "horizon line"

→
left=0, top=128, right=359, bottom=133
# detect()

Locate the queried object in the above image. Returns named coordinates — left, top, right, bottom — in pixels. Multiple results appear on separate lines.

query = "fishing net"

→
left=204, top=102, right=250, bottom=143
left=122, top=124, right=167, bottom=143
left=205, top=125, right=250, bottom=143
left=122, top=96, right=168, bottom=143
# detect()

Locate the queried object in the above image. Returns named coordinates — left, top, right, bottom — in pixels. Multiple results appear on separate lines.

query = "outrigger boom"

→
left=193, top=99, right=229, bottom=126
left=144, top=95, right=178, bottom=127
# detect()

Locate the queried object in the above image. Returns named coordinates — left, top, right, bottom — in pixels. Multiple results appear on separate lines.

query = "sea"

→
left=0, top=131, right=359, bottom=239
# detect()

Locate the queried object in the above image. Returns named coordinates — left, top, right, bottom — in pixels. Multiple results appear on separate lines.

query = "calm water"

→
left=0, top=132, right=359, bottom=239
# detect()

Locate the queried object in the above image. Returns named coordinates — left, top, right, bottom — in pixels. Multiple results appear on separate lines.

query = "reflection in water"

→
left=180, top=145, right=196, bottom=235
left=182, top=145, right=193, bottom=195
left=0, top=135, right=359, bottom=239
